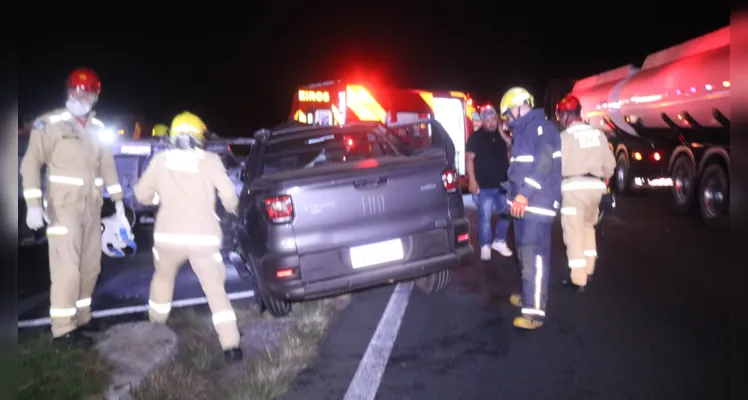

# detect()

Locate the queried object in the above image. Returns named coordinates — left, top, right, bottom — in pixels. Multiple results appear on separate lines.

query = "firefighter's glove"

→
left=510, top=194, right=529, bottom=219
left=114, top=200, right=134, bottom=240
left=26, top=206, right=45, bottom=230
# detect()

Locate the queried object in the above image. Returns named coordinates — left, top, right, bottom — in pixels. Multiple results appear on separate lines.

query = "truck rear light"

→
left=442, top=169, right=458, bottom=192
left=457, top=233, right=470, bottom=242
left=633, top=152, right=643, bottom=161
left=653, top=152, right=661, bottom=161
left=264, top=195, right=294, bottom=223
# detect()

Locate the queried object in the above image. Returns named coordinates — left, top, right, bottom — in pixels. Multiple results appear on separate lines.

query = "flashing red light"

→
left=653, top=152, right=661, bottom=161
left=347, top=138, right=354, bottom=146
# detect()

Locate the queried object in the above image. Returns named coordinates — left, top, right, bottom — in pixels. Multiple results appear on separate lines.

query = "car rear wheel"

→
left=698, top=163, right=728, bottom=229
left=261, top=293, right=293, bottom=317
left=415, top=269, right=451, bottom=294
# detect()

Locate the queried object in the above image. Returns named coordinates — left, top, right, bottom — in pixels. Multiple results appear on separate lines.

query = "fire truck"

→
left=289, top=80, right=478, bottom=187
left=545, top=26, right=730, bottom=228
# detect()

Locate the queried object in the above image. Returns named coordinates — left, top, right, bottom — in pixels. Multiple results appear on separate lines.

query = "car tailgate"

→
left=272, top=154, right=451, bottom=257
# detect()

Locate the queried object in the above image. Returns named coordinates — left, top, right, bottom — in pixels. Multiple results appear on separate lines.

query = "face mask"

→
left=66, top=97, right=93, bottom=116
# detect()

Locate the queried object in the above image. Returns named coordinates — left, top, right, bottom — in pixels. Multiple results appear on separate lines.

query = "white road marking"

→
left=17, top=290, right=255, bottom=328
left=344, top=281, right=414, bottom=400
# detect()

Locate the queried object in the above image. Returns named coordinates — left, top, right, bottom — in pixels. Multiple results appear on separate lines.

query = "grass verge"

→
left=18, top=334, right=111, bottom=400
left=132, top=295, right=346, bottom=400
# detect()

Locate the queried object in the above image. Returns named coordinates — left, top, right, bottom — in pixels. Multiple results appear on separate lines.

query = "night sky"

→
left=19, top=5, right=727, bottom=135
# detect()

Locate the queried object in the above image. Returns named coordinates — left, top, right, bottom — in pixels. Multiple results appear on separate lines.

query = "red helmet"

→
left=556, top=94, right=581, bottom=113
left=67, top=68, right=101, bottom=94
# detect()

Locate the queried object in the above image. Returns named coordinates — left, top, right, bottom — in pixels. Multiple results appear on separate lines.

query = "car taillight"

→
left=264, top=195, right=294, bottom=223
left=652, top=152, right=661, bottom=161
left=442, top=169, right=458, bottom=192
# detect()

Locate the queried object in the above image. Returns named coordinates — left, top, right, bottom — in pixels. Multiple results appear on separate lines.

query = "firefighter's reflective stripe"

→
left=552, top=151, right=561, bottom=158
left=76, top=298, right=92, bottom=308
left=562, top=180, right=607, bottom=191
left=153, top=233, right=221, bottom=246
left=49, top=175, right=84, bottom=185
left=506, top=199, right=558, bottom=217
left=95, top=178, right=103, bottom=187
left=569, top=259, right=586, bottom=268
left=24, top=189, right=43, bottom=199
left=561, top=207, right=577, bottom=215
left=212, top=310, right=237, bottom=326
left=537, top=126, right=543, bottom=136
left=152, top=192, right=160, bottom=205
left=584, top=249, right=597, bottom=257
left=524, top=177, right=542, bottom=189
left=521, top=255, right=546, bottom=317
left=149, top=300, right=172, bottom=314
left=46, top=226, right=68, bottom=235
left=510, top=155, right=534, bottom=163
left=107, top=184, right=123, bottom=194
left=50, top=307, right=77, bottom=318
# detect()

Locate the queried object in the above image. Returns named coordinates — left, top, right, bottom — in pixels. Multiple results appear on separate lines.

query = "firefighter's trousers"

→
left=561, top=189, right=604, bottom=287
left=46, top=201, right=102, bottom=338
left=514, top=219, right=552, bottom=319
left=149, top=246, right=240, bottom=350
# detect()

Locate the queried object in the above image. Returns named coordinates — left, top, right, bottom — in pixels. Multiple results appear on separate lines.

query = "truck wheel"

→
left=614, top=153, right=630, bottom=195
left=671, top=156, right=697, bottom=213
left=698, top=164, right=729, bottom=229
left=415, top=269, right=451, bottom=294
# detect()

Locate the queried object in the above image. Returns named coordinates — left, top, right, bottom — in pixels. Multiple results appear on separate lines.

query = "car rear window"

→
left=262, top=130, right=398, bottom=174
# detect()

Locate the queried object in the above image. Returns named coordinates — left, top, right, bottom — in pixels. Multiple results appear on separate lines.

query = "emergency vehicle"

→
left=289, top=80, right=478, bottom=186
left=545, top=25, right=729, bottom=228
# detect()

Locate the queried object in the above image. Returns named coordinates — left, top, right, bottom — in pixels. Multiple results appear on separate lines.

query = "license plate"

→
left=350, top=238, right=404, bottom=269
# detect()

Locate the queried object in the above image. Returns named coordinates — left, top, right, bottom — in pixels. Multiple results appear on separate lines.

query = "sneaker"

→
left=480, top=245, right=491, bottom=260
left=491, top=240, right=513, bottom=257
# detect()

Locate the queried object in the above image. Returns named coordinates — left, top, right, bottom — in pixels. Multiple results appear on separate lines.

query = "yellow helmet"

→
left=499, top=87, right=535, bottom=119
left=152, top=123, right=169, bottom=137
left=169, top=111, right=207, bottom=142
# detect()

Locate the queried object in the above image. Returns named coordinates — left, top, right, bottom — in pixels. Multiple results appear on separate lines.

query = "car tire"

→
left=261, top=293, right=293, bottom=317
left=671, top=156, right=697, bottom=214
left=614, top=153, right=630, bottom=196
left=698, top=163, right=729, bottom=229
left=415, top=269, right=451, bottom=294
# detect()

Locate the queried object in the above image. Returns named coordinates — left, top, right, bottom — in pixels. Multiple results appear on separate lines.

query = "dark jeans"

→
left=473, top=188, right=511, bottom=247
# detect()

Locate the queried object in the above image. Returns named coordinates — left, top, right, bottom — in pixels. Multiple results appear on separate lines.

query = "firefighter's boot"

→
left=513, top=315, right=544, bottom=330
left=509, top=293, right=522, bottom=308
left=561, top=279, right=586, bottom=292
left=224, top=348, right=243, bottom=364
left=53, top=329, right=94, bottom=349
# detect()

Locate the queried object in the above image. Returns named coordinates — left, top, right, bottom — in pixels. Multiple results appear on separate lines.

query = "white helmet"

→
left=101, top=215, right=137, bottom=258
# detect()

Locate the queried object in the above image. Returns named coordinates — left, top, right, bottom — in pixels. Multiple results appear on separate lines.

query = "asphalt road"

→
left=17, top=226, right=251, bottom=321
left=281, top=192, right=731, bottom=400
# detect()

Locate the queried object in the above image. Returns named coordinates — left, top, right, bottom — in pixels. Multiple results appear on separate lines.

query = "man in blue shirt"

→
left=500, top=87, right=562, bottom=330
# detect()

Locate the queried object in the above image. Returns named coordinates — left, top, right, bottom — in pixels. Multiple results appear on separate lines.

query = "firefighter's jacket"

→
left=20, top=108, right=123, bottom=211
left=133, top=148, right=238, bottom=248
left=506, top=108, right=563, bottom=222
left=560, top=121, right=616, bottom=191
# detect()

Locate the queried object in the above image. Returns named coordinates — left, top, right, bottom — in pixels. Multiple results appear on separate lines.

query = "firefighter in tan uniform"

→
left=133, top=112, right=243, bottom=363
left=20, top=68, right=131, bottom=347
left=556, top=94, right=616, bottom=290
